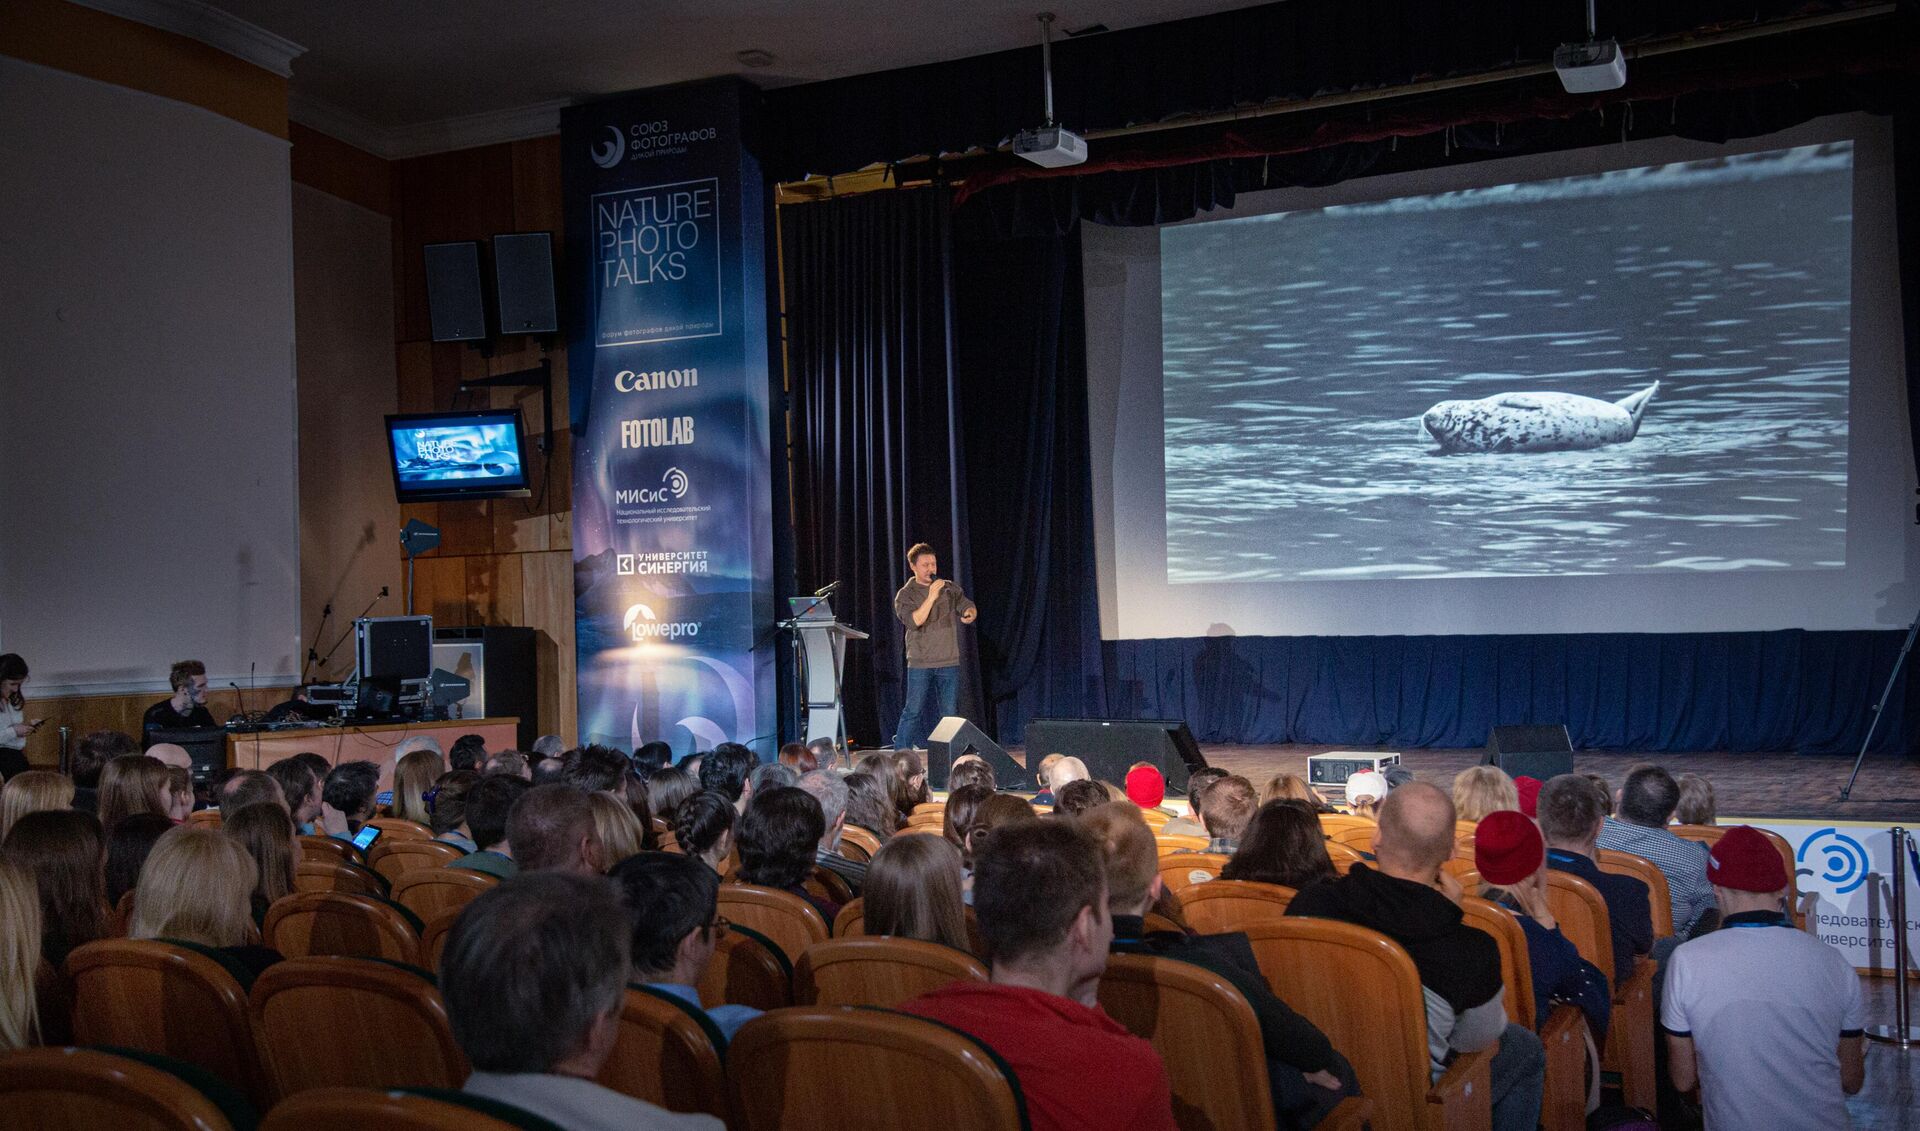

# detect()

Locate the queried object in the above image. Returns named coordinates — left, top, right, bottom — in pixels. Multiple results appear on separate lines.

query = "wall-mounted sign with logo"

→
left=563, top=80, right=777, bottom=759
left=1740, top=817, right=1920, bottom=975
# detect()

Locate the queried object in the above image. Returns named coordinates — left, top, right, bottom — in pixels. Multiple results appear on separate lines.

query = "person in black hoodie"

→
left=1286, top=782, right=1544, bottom=1131
left=1082, top=803, right=1360, bottom=1130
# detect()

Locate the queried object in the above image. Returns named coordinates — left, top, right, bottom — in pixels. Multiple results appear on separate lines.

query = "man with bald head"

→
left=1287, top=781, right=1544, bottom=1131
left=145, top=743, right=194, bottom=771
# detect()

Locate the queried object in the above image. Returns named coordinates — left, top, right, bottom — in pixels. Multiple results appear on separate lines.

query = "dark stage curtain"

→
left=782, top=188, right=977, bottom=745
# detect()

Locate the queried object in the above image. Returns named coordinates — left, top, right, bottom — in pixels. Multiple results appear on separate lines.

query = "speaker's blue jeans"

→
left=892, top=665, right=958, bottom=750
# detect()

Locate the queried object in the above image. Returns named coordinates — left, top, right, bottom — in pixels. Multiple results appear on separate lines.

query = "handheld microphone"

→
left=813, top=580, right=840, bottom=598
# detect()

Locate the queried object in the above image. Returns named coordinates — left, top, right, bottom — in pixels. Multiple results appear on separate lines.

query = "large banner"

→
left=1745, top=816, right=1920, bottom=975
left=562, top=80, right=777, bottom=758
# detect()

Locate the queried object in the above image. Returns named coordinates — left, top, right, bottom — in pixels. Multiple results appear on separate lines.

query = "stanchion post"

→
left=1868, top=825, right=1919, bottom=1047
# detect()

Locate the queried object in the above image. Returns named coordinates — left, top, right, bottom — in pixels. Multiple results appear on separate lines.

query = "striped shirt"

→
left=1597, top=817, right=1715, bottom=936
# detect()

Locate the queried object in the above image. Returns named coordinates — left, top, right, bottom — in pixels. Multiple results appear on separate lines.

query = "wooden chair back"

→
left=904, top=810, right=946, bottom=829
left=1178, top=879, right=1296, bottom=934
left=1597, top=849, right=1673, bottom=937
left=295, top=859, right=387, bottom=899
left=1098, top=952, right=1276, bottom=1131
left=697, top=924, right=794, bottom=1011
left=1543, top=869, right=1616, bottom=987
left=597, top=986, right=730, bottom=1119
left=111, top=889, right=136, bottom=938
left=1240, top=919, right=1492, bottom=1131
left=1673, top=823, right=1804, bottom=925
left=365, top=816, right=433, bottom=841
left=389, top=868, right=499, bottom=922
left=298, top=835, right=360, bottom=865
left=1157, top=852, right=1231, bottom=896
left=1327, top=824, right=1377, bottom=854
left=421, top=910, right=461, bottom=972
left=795, top=937, right=988, bottom=1008
left=911, top=801, right=946, bottom=816
left=367, top=839, right=468, bottom=882
left=717, top=884, right=829, bottom=965
left=1138, top=807, right=1173, bottom=830
left=1318, top=814, right=1374, bottom=838
left=1324, top=841, right=1364, bottom=873
left=1440, top=861, right=1481, bottom=889
left=64, top=938, right=270, bottom=1108
left=1458, top=897, right=1532, bottom=1025
left=838, top=824, right=882, bottom=860
left=0, top=1046, right=242, bottom=1131
left=1459, top=897, right=1588, bottom=1131
left=728, top=1007, right=1026, bottom=1131
left=1142, top=910, right=1187, bottom=934
left=262, top=891, right=423, bottom=966
left=1154, top=833, right=1209, bottom=853
left=805, top=865, right=855, bottom=908
left=258, top=1087, right=545, bottom=1130
left=832, top=897, right=866, bottom=937
left=249, top=956, right=466, bottom=1100
left=187, top=808, right=224, bottom=828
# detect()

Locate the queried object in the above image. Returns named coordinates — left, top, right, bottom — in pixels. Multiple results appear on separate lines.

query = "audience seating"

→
left=1098, top=952, right=1371, bottom=1131
left=1142, top=910, right=1186, bottom=934
left=838, top=825, right=883, bottom=860
left=1326, top=825, right=1377, bottom=855
left=367, top=839, right=468, bottom=882
left=1460, top=897, right=1588, bottom=1131
left=717, top=884, right=829, bottom=966
left=249, top=956, right=467, bottom=1100
left=1156, top=851, right=1230, bottom=896
left=389, top=868, right=499, bottom=921
left=832, top=897, right=866, bottom=937
left=1673, top=823, right=1806, bottom=927
left=421, top=910, right=460, bottom=972
left=1596, top=849, right=1674, bottom=938
left=795, top=937, right=989, bottom=1007
left=261, top=891, right=425, bottom=966
left=805, top=864, right=855, bottom=908
left=656, top=829, right=683, bottom=854
left=1239, top=918, right=1493, bottom=1131
left=911, top=801, right=945, bottom=816
left=1440, top=859, right=1481, bottom=888
left=111, top=889, right=136, bottom=938
left=1316, top=814, right=1374, bottom=839
left=1544, top=869, right=1656, bottom=1113
left=64, top=937, right=272, bottom=1109
left=1177, top=879, right=1297, bottom=934
left=295, top=859, right=388, bottom=899
left=698, top=923, right=794, bottom=1012
left=1139, top=809, right=1173, bottom=830
left=258, top=1087, right=559, bottom=1131
left=728, top=1007, right=1027, bottom=1131
left=0, top=1046, right=250, bottom=1131
left=1324, top=841, right=1364, bottom=873
left=187, top=809, right=224, bottom=828
left=1153, top=833, right=1209, bottom=853
left=366, top=816, right=433, bottom=841
left=298, top=835, right=360, bottom=865
left=904, top=810, right=946, bottom=829
left=596, top=985, right=731, bottom=1119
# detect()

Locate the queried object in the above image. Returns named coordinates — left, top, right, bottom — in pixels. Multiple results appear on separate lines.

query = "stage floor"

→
left=1011, top=743, right=1920, bottom=823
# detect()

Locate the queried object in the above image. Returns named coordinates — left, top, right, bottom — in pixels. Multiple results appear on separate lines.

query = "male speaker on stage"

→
left=891, top=542, right=977, bottom=751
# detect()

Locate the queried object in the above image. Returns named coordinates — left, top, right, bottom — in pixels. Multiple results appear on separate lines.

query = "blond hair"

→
left=1079, top=802, right=1157, bottom=913
left=1259, top=773, right=1326, bottom=808
left=99, top=755, right=171, bottom=830
left=1035, top=754, right=1064, bottom=789
left=392, top=748, right=447, bottom=825
left=0, top=858, right=42, bottom=1050
left=1452, top=765, right=1520, bottom=823
left=129, top=826, right=260, bottom=947
left=864, top=833, right=968, bottom=952
left=588, top=791, right=647, bottom=870
left=1, top=771, right=75, bottom=842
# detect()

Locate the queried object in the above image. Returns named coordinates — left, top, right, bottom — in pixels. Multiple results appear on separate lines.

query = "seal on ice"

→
left=1421, top=381, right=1660, bottom=453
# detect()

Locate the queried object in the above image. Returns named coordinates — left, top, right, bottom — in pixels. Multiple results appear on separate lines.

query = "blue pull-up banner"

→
left=562, top=79, right=777, bottom=758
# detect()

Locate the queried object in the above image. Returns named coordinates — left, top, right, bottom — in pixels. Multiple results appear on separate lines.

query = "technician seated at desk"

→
left=143, top=659, right=216, bottom=739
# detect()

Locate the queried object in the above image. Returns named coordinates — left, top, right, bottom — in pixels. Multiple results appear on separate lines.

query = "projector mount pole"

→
left=1038, top=12, right=1056, bottom=127
left=1840, top=604, right=1920, bottom=802
left=1585, top=0, right=1597, bottom=40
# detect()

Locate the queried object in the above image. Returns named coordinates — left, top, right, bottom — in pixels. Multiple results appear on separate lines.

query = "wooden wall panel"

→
left=18, top=686, right=296, bottom=768
left=290, top=124, right=391, bottom=216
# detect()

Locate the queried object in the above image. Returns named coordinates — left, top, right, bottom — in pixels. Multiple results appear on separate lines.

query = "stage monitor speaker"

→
left=1485, top=723, right=1574, bottom=780
left=492, top=232, right=558, bottom=335
left=1023, top=718, right=1208, bottom=796
left=431, top=625, right=538, bottom=750
left=424, top=241, right=489, bottom=342
left=927, top=717, right=1031, bottom=791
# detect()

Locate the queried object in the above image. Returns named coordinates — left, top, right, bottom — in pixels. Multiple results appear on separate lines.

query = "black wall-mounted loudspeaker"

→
left=492, top=232, right=558, bottom=335
left=423, top=241, right=488, bottom=342
left=1484, top=723, right=1575, bottom=780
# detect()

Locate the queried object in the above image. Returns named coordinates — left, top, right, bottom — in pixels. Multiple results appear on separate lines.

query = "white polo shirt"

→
left=1660, top=911, right=1864, bottom=1131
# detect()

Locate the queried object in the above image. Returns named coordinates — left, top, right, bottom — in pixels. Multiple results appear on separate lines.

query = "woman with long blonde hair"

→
left=0, top=770, right=75, bottom=841
left=1452, top=765, right=1521, bottom=824
left=0, top=857, right=43, bottom=1050
left=98, top=754, right=171, bottom=830
left=130, top=826, right=282, bottom=978
left=222, top=802, right=297, bottom=923
left=588, top=790, right=648, bottom=870
left=391, top=748, right=446, bottom=825
left=864, top=833, right=970, bottom=953
left=1259, top=772, right=1331, bottom=811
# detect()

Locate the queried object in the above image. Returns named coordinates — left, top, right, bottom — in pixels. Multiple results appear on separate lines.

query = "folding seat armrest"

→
left=1427, top=1044, right=1494, bottom=1130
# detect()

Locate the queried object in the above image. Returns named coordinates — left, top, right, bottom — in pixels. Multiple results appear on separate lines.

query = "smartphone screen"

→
left=351, top=825, right=381, bottom=851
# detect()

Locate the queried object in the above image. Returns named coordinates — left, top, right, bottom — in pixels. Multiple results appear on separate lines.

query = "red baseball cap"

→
left=1707, top=825, right=1788, bottom=893
left=1474, top=810, right=1545, bottom=886
left=1513, top=776, right=1543, bottom=818
left=1125, top=764, right=1166, bottom=808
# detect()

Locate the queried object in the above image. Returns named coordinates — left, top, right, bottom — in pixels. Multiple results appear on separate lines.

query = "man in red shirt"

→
left=900, top=820, right=1177, bottom=1131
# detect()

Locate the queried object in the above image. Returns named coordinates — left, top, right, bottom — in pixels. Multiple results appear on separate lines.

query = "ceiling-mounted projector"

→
left=1553, top=38, right=1626, bottom=93
left=1014, top=12, right=1088, bottom=168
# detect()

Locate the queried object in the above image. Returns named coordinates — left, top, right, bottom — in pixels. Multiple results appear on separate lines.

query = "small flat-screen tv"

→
left=385, top=409, right=531, bottom=502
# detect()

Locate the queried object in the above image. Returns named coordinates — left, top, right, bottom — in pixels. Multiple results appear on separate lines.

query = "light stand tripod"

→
left=1840, top=604, right=1920, bottom=802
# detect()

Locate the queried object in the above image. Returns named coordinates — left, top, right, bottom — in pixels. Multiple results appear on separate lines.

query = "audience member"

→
left=2, top=809, right=108, bottom=968
left=645, top=764, right=698, bottom=824
left=450, top=775, right=530, bottom=878
left=129, top=825, right=283, bottom=981
left=901, top=820, right=1177, bottom=1131
left=633, top=740, right=673, bottom=778
left=142, top=659, right=215, bottom=738
left=889, top=748, right=931, bottom=819
left=1123, top=763, right=1176, bottom=816
left=611, top=852, right=761, bottom=1041
left=509, top=784, right=603, bottom=875
left=737, top=786, right=839, bottom=921
left=620, top=773, right=657, bottom=841
left=0, top=770, right=74, bottom=842
left=747, top=760, right=798, bottom=799
left=1580, top=773, right=1613, bottom=815
left=394, top=734, right=444, bottom=761
left=218, top=768, right=286, bottom=818
left=672, top=790, right=736, bottom=875
left=162, top=765, right=191, bottom=821
left=942, top=783, right=993, bottom=864
left=98, top=754, right=171, bottom=830
left=1513, top=775, right=1543, bottom=819
left=700, top=743, right=760, bottom=812
left=1673, top=772, right=1717, bottom=827
left=1474, top=810, right=1611, bottom=1041
left=449, top=733, right=489, bottom=774
left=530, top=733, right=567, bottom=760
left=1598, top=765, right=1717, bottom=939
left=1537, top=774, right=1652, bottom=984
left=485, top=751, right=533, bottom=780
left=563, top=744, right=632, bottom=794
left=265, top=755, right=323, bottom=832
left=854, top=750, right=894, bottom=784
left=842, top=771, right=898, bottom=839
left=103, top=811, right=173, bottom=908
left=864, top=833, right=970, bottom=952
left=1662, top=825, right=1864, bottom=1130
left=443, top=872, right=723, bottom=1131
left=288, top=751, right=332, bottom=785
left=1033, top=753, right=1064, bottom=806
left=804, top=736, right=838, bottom=771
left=963, top=794, right=1039, bottom=866
left=321, top=760, right=381, bottom=837
left=795, top=770, right=866, bottom=891
left=1085, top=803, right=1356, bottom=1129
left=1451, top=765, right=1520, bottom=823
left=144, top=743, right=194, bottom=773
left=946, top=754, right=996, bottom=794
left=224, top=801, right=297, bottom=923
left=0, top=654, right=35, bottom=781
left=1260, top=773, right=1334, bottom=812
left=69, top=729, right=138, bottom=814
left=429, top=770, right=481, bottom=851
left=1221, top=800, right=1338, bottom=891
left=1161, top=765, right=1227, bottom=836
left=1287, top=782, right=1544, bottom=1131
left=0, top=857, right=41, bottom=1050
left=1198, top=775, right=1258, bottom=853
left=391, top=748, right=446, bottom=825
left=587, top=791, right=648, bottom=870
left=532, top=756, right=567, bottom=785
left=1341, top=770, right=1388, bottom=819
left=776, top=741, right=817, bottom=775
left=1052, top=778, right=1109, bottom=818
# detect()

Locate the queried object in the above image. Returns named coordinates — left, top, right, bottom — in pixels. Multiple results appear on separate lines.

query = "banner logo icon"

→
left=1799, top=828, right=1872, bottom=895
left=591, top=126, right=626, bottom=169
left=623, top=602, right=701, bottom=642
left=663, top=467, right=689, bottom=499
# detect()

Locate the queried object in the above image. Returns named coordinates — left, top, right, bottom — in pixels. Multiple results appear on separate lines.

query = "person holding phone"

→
left=0, top=654, right=42, bottom=782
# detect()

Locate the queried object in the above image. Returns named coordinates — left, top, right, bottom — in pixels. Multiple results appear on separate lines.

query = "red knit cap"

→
left=1514, top=776, right=1544, bottom=818
left=1125, top=764, right=1166, bottom=808
left=1707, top=825, right=1788, bottom=893
left=1474, top=810, right=1545, bottom=886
